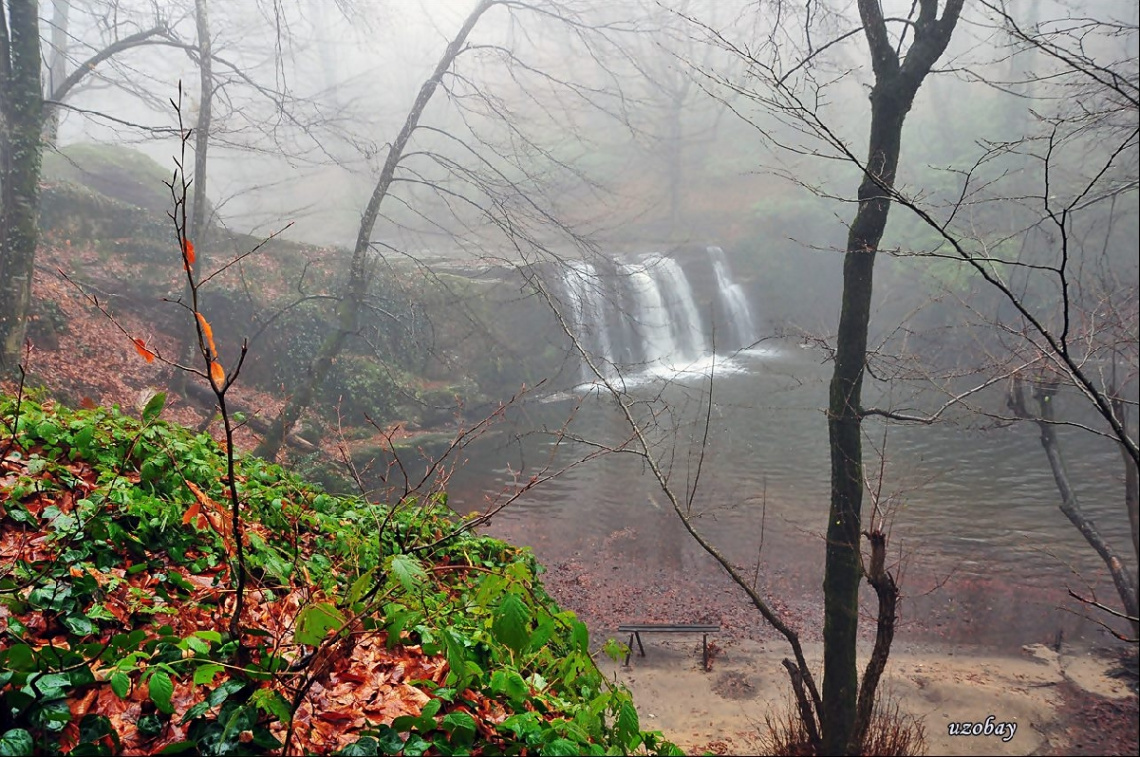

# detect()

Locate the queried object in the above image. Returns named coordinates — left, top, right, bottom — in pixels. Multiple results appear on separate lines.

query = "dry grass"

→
left=760, top=695, right=927, bottom=756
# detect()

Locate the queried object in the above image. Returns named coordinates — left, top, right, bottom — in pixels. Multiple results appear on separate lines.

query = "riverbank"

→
left=596, top=637, right=1136, bottom=755
left=475, top=513, right=1138, bottom=755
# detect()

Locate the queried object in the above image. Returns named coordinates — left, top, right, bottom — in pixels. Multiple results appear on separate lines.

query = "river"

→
left=442, top=344, right=1136, bottom=651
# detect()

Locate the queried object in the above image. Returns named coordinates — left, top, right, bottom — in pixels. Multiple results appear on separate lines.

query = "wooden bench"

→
left=618, top=624, right=720, bottom=671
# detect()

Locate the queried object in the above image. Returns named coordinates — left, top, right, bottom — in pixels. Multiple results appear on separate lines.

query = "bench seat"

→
left=617, top=624, right=720, bottom=670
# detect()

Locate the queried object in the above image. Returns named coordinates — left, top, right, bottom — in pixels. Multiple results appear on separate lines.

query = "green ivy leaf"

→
left=347, top=568, right=375, bottom=607
left=250, top=688, right=292, bottom=724
left=137, top=713, right=164, bottom=737
left=337, top=736, right=379, bottom=756
left=2, top=645, right=35, bottom=672
left=207, top=678, right=245, bottom=707
left=374, top=725, right=405, bottom=753
left=63, top=615, right=98, bottom=636
left=491, top=594, right=531, bottom=654
left=389, top=554, right=427, bottom=593
left=72, top=424, right=95, bottom=455
left=148, top=670, right=175, bottom=714
left=570, top=620, right=589, bottom=652
left=420, top=699, right=441, bottom=719
left=490, top=670, right=529, bottom=703
left=180, top=701, right=210, bottom=724
left=543, top=739, right=581, bottom=756
left=141, top=392, right=167, bottom=424
left=32, top=699, right=71, bottom=732
left=110, top=672, right=131, bottom=699
left=192, top=664, right=225, bottom=686
left=526, top=617, right=554, bottom=653
left=402, top=734, right=430, bottom=757
left=294, top=602, right=345, bottom=647
left=616, top=700, right=639, bottom=739
left=441, top=712, right=476, bottom=746
left=441, top=629, right=470, bottom=691
left=0, top=729, right=33, bottom=757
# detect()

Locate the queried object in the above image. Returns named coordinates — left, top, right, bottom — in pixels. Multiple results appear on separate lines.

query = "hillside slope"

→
left=0, top=393, right=679, bottom=755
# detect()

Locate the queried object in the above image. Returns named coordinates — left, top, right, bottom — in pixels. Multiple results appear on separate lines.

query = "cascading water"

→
left=562, top=261, right=617, bottom=378
left=648, top=255, right=708, bottom=361
left=618, top=261, right=672, bottom=367
left=707, top=245, right=756, bottom=349
left=558, top=246, right=757, bottom=380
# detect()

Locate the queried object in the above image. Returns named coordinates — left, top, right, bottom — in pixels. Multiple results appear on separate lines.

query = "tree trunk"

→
left=822, top=2, right=962, bottom=753
left=41, top=0, right=70, bottom=146
left=1013, top=383, right=1140, bottom=640
left=0, top=0, right=44, bottom=374
left=822, top=80, right=907, bottom=757
left=255, top=0, right=495, bottom=459
left=1114, top=395, right=1139, bottom=567
left=190, top=0, right=212, bottom=248
left=850, top=529, right=898, bottom=750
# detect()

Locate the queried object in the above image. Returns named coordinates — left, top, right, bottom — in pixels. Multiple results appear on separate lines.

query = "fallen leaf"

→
left=182, top=501, right=201, bottom=526
left=196, top=312, right=217, bottom=359
left=133, top=338, right=155, bottom=363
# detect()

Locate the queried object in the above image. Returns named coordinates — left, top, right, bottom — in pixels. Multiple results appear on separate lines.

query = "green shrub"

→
left=0, top=395, right=679, bottom=755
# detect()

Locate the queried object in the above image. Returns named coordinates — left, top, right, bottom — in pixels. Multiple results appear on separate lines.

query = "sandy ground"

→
left=596, top=636, right=1136, bottom=756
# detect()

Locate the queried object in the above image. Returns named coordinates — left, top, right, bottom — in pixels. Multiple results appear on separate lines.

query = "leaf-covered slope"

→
left=0, top=395, right=679, bottom=756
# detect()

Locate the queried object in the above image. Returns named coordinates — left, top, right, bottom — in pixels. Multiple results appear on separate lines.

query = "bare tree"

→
left=893, top=0, right=1139, bottom=639
left=2, top=0, right=184, bottom=373
left=818, top=6, right=964, bottom=751
left=41, top=0, right=70, bottom=144
left=189, top=0, right=212, bottom=248
left=254, top=0, right=641, bottom=459
left=40, top=1, right=171, bottom=143
left=1, top=0, right=44, bottom=373
left=680, top=2, right=966, bottom=751
left=706, top=0, right=1138, bottom=648
left=254, top=0, right=497, bottom=458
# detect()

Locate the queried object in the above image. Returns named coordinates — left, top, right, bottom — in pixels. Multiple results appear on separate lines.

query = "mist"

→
left=2, top=0, right=1137, bottom=752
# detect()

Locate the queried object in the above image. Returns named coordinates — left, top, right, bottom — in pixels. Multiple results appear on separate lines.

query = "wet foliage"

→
left=0, top=394, right=680, bottom=755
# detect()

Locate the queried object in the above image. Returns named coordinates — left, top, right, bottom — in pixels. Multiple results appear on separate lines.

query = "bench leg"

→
left=702, top=634, right=709, bottom=671
left=625, top=634, right=633, bottom=666
left=634, top=631, right=645, bottom=658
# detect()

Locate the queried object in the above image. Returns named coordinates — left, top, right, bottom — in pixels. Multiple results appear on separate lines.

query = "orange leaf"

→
left=210, top=360, right=225, bottom=386
left=196, top=312, right=218, bottom=359
left=182, top=501, right=201, bottom=526
left=133, top=338, right=156, bottom=363
left=182, top=238, right=196, bottom=268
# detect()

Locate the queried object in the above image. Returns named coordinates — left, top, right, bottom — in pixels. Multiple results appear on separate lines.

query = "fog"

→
left=47, top=2, right=1133, bottom=294
left=17, top=0, right=1129, bottom=407
left=4, top=0, right=1138, bottom=742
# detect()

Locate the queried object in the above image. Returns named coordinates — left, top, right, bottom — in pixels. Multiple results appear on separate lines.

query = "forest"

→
left=1, top=0, right=1137, bottom=755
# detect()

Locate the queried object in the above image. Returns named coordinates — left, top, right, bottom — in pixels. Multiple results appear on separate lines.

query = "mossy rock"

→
left=416, top=383, right=480, bottom=426
left=39, top=182, right=169, bottom=249
left=349, top=431, right=457, bottom=470
left=26, top=299, right=70, bottom=350
left=43, top=143, right=174, bottom=212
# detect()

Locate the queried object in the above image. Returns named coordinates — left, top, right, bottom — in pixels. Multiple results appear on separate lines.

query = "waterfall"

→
left=562, top=261, right=616, bottom=378
left=619, top=260, right=675, bottom=367
left=648, top=254, right=708, bottom=361
left=707, top=246, right=756, bottom=348
left=557, top=246, right=756, bottom=380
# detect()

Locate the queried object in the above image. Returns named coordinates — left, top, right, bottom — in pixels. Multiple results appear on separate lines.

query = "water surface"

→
left=443, top=346, right=1135, bottom=649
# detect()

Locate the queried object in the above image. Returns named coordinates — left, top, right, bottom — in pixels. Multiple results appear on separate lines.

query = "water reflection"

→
left=443, top=346, right=1135, bottom=648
